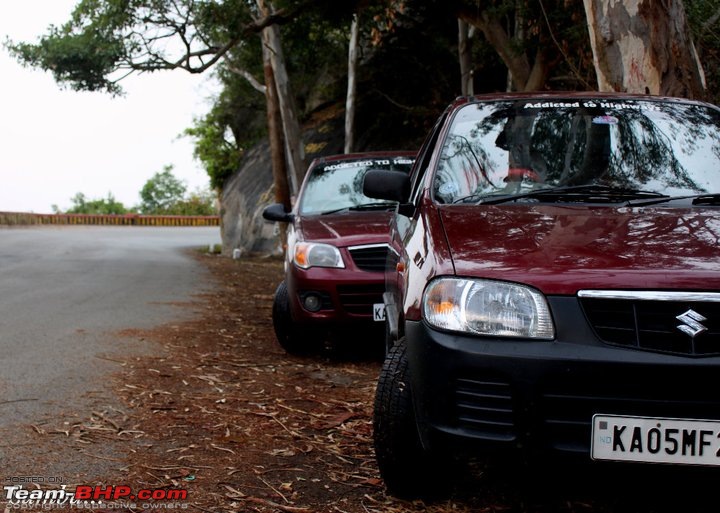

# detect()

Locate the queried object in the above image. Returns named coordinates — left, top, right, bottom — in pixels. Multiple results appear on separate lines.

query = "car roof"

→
left=448, top=91, right=716, bottom=110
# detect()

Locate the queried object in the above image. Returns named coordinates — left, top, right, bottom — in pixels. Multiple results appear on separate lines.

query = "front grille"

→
left=348, top=245, right=389, bottom=272
left=541, top=377, right=720, bottom=452
left=454, top=378, right=515, bottom=441
left=451, top=369, right=720, bottom=453
left=580, top=297, right=720, bottom=356
left=336, top=284, right=385, bottom=316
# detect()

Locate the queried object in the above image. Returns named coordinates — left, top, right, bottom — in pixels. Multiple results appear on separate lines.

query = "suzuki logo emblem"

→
left=676, top=309, right=708, bottom=339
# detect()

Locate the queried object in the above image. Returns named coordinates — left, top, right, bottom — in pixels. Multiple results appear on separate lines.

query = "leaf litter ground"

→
left=11, top=255, right=720, bottom=513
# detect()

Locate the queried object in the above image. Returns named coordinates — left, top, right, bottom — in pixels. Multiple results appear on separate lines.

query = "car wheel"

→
left=373, top=338, right=453, bottom=499
left=271, top=281, right=319, bottom=355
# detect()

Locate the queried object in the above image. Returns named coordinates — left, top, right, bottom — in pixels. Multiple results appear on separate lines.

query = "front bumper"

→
left=405, top=296, right=720, bottom=459
left=286, top=264, right=385, bottom=327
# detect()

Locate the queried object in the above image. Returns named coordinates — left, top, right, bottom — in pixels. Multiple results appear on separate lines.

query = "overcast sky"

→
left=0, top=1, right=219, bottom=213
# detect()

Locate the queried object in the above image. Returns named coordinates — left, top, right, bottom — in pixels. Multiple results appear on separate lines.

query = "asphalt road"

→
left=0, top=226, right=220, bottom=477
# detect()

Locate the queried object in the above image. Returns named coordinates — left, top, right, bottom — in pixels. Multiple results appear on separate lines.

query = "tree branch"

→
left=537, top=0, right=593, bottom=90
left=452, top=2, right=531, bottom=90
left=701, top=8, right=720, bottom=34
left=227, top=64, right=267, bottom=94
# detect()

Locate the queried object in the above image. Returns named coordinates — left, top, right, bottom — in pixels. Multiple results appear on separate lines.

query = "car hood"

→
left=297, top=211, right=393, bottom=248
left=438, top=205, right=720, bottom=295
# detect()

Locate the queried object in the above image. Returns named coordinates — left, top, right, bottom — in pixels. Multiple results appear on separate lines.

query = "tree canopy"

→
left=55, top=167, right=217, bottom=215
left=7, top=0, right=309, bottom=95
left=57, top=192, right=129, bottom=215
left=8, top=0, right=720, bottom=193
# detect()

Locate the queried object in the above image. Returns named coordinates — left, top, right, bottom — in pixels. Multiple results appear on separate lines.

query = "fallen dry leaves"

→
left=18, top=255, right=713, bottom=513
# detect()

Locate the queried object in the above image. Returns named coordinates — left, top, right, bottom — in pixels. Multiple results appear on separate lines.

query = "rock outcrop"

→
left=220, top=107, right=345, bottom=256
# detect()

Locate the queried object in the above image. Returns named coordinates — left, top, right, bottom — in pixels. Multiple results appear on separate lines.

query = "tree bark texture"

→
left=458, top=19, right=473, bottom=95
left=583, top=0, right=706, bottom=99
left=257, top=0, right=306, bottom=194
left=345, top=14, right=360, bottom=154
left=455, top=6, right=548, bottom=92
left=262, top=45, right=291, bottom=213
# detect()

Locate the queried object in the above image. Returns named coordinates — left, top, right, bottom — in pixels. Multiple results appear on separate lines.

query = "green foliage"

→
left=184, top=112, right=246, bottom=190
left=184, top=33, right=266, bottom=190
left=350, top=2, right=462, bottom=146
left=139, top=165, right=217, bottom=215
left=8, top=27, right=126, bottom=95
left=168, top=188, right=218, bottom=216
left=139, top=165, right=187, bottom=213
left=279, top=7, right=349, bottom=113
left=687, top=0, right=720, bottom=104
left=5, top=0, right=259, bottom=95
left=5, top=0, right=145, bottom=94
left=62, top=192, right=129, bottom=214
left=448, top=0, right=595, bottom=91
left=194, top=0, right=256, bottom=42
left=200, top=243, right=223, bottom=254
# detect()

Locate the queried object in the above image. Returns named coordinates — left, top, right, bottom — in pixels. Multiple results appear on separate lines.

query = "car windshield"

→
left=299, top=156, right=414, bottom=215
left=434, top=99, right=720, bottom=205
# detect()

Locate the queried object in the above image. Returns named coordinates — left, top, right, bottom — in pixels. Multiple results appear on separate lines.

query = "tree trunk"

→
left=455, top=6, right=549, bottom=92
left=506, top=6, right=524, bottom=92
left=457, top=9, right=531, bottom=91
left=262, top=45, right=290, bottom=213
left=583, top=0, right=706, bottom=99
left=458, top=19, right=473, bottom=95
left=257, top=0, right=305, bottom=194
left=345, top=14, right=360, bottom=154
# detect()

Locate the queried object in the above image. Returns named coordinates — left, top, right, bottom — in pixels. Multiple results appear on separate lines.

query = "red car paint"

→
left=363, top=93, right=720, bottom=497
left=263, top=152, right=415, bottom=352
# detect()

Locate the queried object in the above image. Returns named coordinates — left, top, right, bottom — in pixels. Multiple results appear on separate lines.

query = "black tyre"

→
left=373, top=338, right=453, bottom=499
left=271, top=281, right=319, bottom=355
left=384, top=320, right=394, bottom=354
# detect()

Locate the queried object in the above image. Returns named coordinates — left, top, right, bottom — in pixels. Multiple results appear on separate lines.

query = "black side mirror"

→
left=262, top=203, right=294, bottom=223
left=363, top=169, right=411, bottom=203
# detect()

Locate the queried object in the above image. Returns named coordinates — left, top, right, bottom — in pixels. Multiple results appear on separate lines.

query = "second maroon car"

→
left=262, top=152, right=415, bottom=355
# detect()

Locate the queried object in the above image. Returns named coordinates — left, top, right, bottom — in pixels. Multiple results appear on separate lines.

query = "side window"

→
left=408, top=111, right=449, bottom=205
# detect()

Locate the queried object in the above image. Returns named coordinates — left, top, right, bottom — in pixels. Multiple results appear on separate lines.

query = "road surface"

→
left=0, top=225, right=220, bottom=479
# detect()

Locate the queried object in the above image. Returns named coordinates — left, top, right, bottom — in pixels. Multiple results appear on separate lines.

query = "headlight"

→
left=293, top=242, right=344, bottom=269
left=423, top=278, right=554, bottom=339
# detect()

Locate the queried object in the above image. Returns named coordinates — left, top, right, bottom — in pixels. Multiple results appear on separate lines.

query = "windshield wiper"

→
left=320, top=207, right=349, bottom=215
left=320, top=202, right=394, bottom=215
left=692, top=194, right=720, bottom=205
left=624, top=193, right=720, bottom=207
left=456, top=184, right=669, bottom=206
left=349, top=202, right=395, bottom=211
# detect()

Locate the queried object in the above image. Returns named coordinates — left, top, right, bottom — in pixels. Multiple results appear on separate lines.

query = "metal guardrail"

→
left=0, top=212, right=220, bottom=227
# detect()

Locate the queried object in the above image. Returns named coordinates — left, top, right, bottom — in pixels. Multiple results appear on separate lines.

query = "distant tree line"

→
left=53, top=166, right=217, bottom=216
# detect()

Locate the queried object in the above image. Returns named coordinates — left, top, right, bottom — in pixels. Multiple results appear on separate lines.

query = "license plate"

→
left=592, top=414, right=720, bottom=466
left=373, top=303, right=386, bottom=322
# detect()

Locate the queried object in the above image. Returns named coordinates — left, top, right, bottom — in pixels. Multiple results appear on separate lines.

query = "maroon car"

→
left=364, top=93, right=720, bottom=497
left=262, top=152, right=415, bottom=355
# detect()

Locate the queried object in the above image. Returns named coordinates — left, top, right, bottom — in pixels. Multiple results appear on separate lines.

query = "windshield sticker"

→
left=523, top=101, right=662, bottom=111
left=323, top=160, right=376, bottom=171
left=438, top=182, right=460, bottom=196
left=321, top=158, right=411, bottom=172
left=323, top=160, right=395, bottom=171
left=523, top=102, right=580, bottom=109
left=592, top=115, right=619, bottom=125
